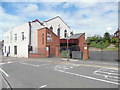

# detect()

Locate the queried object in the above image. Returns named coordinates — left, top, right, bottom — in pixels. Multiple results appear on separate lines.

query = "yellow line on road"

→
left=60, top=62, right=119, bottom=70
left=23, top=59, right=120, bottom=70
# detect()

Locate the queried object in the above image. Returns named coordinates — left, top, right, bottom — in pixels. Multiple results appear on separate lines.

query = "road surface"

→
left=0, top=51, right=120, bottom=89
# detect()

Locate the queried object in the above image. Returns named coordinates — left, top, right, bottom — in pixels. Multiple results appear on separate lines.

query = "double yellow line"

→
left=61, top=62, right=120, bottom=70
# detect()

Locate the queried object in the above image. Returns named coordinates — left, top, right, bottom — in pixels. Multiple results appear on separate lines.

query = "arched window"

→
left=50, top=26, right=53, bottom=31
left=57, top=28, right=60, bottom=37
left=64, top=30, right=67, bottom=37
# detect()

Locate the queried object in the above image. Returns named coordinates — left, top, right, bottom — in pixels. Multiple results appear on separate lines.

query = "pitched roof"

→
left=70, top=33, right=84, bottom=39
left=31, top=19, right=43, bottom=25
left=44, top=16, right=70, bottom=28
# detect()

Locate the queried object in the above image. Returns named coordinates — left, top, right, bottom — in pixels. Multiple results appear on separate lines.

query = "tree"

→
left=86, top=35, right=102, bottom=44
left=103, top=32, right=111, bottom=43
left=111, top=37, right=119, bottom=47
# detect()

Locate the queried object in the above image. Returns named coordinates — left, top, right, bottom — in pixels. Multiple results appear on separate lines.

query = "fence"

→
left=89, top=51, right=118, bottom=61
left=61, top=50, right=83, bottom=59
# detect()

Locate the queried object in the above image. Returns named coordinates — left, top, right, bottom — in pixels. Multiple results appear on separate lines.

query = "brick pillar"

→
left=46, top=46, right=50, bottom=58
left=56, top=45, right=60, bottom=58
left=83, top=43, right=89, bottom=60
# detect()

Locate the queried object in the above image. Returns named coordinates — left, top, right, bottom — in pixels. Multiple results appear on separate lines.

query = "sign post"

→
left=67, top=35, right=70, bottom=61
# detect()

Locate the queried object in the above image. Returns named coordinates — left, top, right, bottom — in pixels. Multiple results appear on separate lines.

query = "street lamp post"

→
left=114, top=29, right=120, bottom=62
left=67, top=34, right=69, bottom=61
left=118, top=30, right=120, bottom=62
left=100, top=41, right=103, bottom=60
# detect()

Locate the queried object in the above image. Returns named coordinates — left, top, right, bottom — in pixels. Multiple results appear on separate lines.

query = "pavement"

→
left=0, top=53, right=120, bottom=89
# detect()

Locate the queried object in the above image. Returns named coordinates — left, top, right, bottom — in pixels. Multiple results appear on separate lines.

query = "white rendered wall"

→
left=30, top=22, right=42, bottom=53
left=3, top=22, right=29, bottom=58
left=44, top=17, right=71, bottom=38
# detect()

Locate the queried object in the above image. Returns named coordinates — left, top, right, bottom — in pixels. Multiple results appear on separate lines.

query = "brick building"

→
left=114, top=28, right=120, bottom=38
left=29, top=27, right=60, bottom=58
left=60, top=33, right=85, bottom=52
left=60, top=33, right=89, bottom=59
left=3, top=16, right=71, bottom=58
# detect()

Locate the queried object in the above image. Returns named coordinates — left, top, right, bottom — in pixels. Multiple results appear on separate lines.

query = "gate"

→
left=60, top=45, right=83, bottom=59
left=72, top=51, right=82, bottom=59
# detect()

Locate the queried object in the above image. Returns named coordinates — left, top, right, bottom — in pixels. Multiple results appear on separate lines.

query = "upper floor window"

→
left=42, top=33, right=44, bottom=44
left=57, top=28, right=60, bottom=37
left=15, top=34, right=17, bottom=41
left=22, top=32, right=24, bottom=40
left=64, top=30, right=67, bottom=37
left=50, top=26, right=53, bottom=31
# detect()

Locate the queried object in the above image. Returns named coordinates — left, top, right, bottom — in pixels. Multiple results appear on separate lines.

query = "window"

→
left=47, top=37, right=52, bottom=42
left=15, top=34, right=17, bottom=41
left=5, top=46, right=6, bottom=53
left=57, top=28, right=60, bottom=37
left=14, top=46, right=17, bottom=55
left=42, top=33, right=44, bottom=44
left=9, top=46, right=10, bottom=53
left=22, top=32, right=24, bottom=40
left=64, top=30, right=67, bottom=37
left=50, top=26, right=53, bottom=31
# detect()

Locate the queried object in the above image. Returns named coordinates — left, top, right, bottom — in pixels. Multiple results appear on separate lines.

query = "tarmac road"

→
left=0, top=52, right=120, bottom=89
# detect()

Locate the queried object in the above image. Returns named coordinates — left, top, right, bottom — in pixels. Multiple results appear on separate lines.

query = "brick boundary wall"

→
left=28, top=53, right=47, bottom=58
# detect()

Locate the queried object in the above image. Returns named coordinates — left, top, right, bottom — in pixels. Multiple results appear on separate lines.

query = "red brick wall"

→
left=37, top=27, right=60, bottom=57
left=28, top=53, right=46, bottom=58
left=83, top=43, right=89, bottom=59
left=78, top=33, right=85, bottom=52
left=38, top=28, right=47, bottom=55
left=46, top=29, right=60, bottom=57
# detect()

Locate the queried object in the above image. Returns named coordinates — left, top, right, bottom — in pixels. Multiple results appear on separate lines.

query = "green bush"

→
left=89, top=41, right=110, bottom=49
left=61, top=50, right=70, bottom=58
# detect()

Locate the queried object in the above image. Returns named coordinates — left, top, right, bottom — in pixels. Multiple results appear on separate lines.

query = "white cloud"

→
left=0, top=2, right=118, bottom=40
left=61, top=2, right=118, bottom=37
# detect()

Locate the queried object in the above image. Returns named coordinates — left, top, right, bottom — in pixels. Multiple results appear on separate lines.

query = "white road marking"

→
left=62, top=58, right=79, bottom=61
left=2, top=75, right=10, bottom=88
left=0, top=63, right=5, bottom=65
left=39, top=85, right=47, bottom=88
left=56, top=69, right=120, bottom=85
left=7, top=62, right=12, bottom=64
left=93, top=68, right=119, bottom=82
left=55, top=65, right=74, bottom=71
left=0, top=62, right=13, bottom=65
left=19, top=62, right=50, bottom=67
left=0, top=68, right=9, bottom=77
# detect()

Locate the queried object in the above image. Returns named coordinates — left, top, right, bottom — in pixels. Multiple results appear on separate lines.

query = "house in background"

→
left=114, top=28, right=120, bottom=38
left=29, top=27, right=60, bottom=58
left=3, top=16, right=72, bottom=58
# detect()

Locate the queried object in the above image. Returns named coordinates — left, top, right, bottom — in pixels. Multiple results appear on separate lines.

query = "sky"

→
left=0, top=1, right=118, bottom=41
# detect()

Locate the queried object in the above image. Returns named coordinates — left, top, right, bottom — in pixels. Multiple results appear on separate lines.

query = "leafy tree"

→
left=111, top=37, right=119, bottom=47
left=103, top=32, right=111, bottom=43
left=86, top=31, right=119, bottom=49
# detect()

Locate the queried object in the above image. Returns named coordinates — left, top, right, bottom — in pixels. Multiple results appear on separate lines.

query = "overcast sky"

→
left=0, top=1, right=118, bottom=41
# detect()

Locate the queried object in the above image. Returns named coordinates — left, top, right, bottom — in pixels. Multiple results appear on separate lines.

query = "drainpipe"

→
left=28, top=22, right=32, bottom=53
